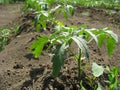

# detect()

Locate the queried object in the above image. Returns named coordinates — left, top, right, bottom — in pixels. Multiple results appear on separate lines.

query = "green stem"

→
left=68, top=48, right=78, bottom=60
left=68, top=48, right=82, bottom=79
left=78, top=49, right=82, bottom=80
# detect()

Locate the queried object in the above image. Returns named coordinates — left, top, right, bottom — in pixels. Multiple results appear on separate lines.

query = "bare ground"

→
left=0, top=3, right=22, bottom=27
left=0, top=4, right=120, bottom=90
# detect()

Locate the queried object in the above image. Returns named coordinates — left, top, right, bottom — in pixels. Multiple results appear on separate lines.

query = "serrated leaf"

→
left=30, top=36, right=48, bottom=58
left=106, top=37, right=116, bottom=56
left=85, top=29, right=98, bottom=44
left=72, top=36, right=89, bottom=60
left=52, top=44, right=67, bottom=78
left=98, top=34, right=106, bottom=47
left=92, top=62, right=104, bottom=77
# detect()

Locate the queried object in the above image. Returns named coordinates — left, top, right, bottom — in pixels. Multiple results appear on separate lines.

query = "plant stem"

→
left=78, top=49, right=82, bottom=80
left=68, top=48, right=78, bottom=60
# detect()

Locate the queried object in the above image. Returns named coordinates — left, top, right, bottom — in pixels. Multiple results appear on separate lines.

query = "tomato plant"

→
left=30, top=21, right=118, bottom=78
left=24, top=0, right=74, bottom=31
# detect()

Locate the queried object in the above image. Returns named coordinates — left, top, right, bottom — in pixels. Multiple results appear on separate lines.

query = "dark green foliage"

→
left=52, top=44, right=67, bottom=78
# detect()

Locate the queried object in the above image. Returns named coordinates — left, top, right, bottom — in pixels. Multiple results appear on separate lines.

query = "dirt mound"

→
left=0, top=5, right=120, bottom=90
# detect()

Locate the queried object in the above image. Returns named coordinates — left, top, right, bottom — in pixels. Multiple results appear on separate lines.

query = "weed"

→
left=0, top=25, right=20, bottom=51
left=106, top=66, right=120, bottom=90
left=0, top=28, right=11, bottom=51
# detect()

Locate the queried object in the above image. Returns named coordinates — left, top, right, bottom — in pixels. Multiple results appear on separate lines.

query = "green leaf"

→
left=41, top=21, right=47, bottom=29
left=41, top=11, right=49, bottom=17
left=85, top=29, right=98, bottom=44
left=105, top=30, right=118, bottom=43
left=110, top=84, right=114, bottom=90
left=97, top=83, right=102, bottom=90
left=92, top=62, right=104, bottom=77
left=35, top=14, right=41, bottom=31
left=30, top=36, right=48, bottom=58
left=67, top=5, right=74, bottom=16
left=62, top=10, right=68, bottom=20
left=80, top=81, right=87, bottom=90
left=106, top=37, right=116, bottom=56
left=35, top=23, right=41, bottom=32
left=98, top=34, right=106, bottom=47
left=52, top=43, right=67, bottom=78
left=72, top=36, right=89, bottom=59
left=50, top=5, right=61, bottom=13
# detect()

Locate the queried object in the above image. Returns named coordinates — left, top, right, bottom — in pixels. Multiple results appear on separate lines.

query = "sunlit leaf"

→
left=85, top=29, right=98, bottom=44
left=62, top=10, right=68, bottom=20
left=67, top=5, right=74, bottom=16
left=97, top=83, right=102, bottom=90
left=30, top=36, right=48, bottom=58
left=105, top=30, right=118, bottom=43
left=51, top=5, right=61, bottom=13
left=41, top=11, right=49, bottom=17
left=106, top=37, right=116, bottom=56
left=98, top=34, right=106, bottom=47
left=92, top=62, right=104, bottom=77
left=72, top=36, right=89, bottom=59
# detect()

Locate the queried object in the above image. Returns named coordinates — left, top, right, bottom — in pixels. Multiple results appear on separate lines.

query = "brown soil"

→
left=0, top=3, right=22, bottom=27
left=0, top=3, right=120, bottom=90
